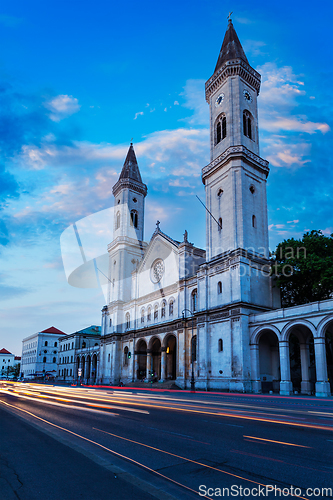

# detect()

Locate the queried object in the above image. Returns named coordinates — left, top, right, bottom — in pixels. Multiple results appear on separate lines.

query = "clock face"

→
left=151, top=259, right=164, bottom=283
left=243, top=90, right=252, bottom=103
left=215, top=93, right=224, bottom=107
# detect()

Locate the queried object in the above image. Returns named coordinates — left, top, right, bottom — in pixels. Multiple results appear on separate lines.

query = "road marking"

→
left=243, top=436, right=311, bottom=448
left=93, top=427, right=309, bottom=500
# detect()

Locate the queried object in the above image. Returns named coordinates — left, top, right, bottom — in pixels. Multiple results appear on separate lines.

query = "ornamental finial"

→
left=156, top=220, right=160, bottom=230
left=228, top=11, right=233, bottom=21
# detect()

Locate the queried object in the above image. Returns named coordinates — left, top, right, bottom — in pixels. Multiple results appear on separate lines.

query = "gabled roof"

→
left=0, top=348, right=12, bottom=355
left=119, top=143, right=143, bottom=183
left=214, top=19, right=249, bottom=73
left=40, top=327, right=66, bottom=335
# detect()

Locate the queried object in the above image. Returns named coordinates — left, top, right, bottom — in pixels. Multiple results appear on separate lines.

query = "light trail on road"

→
left=0, top=398, right=311, bottom=500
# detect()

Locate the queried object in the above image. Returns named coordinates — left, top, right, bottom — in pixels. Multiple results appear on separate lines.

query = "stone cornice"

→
left=112, top=178, right=147, bottom=198
left=205, top=59, right=261, bottom=101
left=202, top=145, right=269, bottom=183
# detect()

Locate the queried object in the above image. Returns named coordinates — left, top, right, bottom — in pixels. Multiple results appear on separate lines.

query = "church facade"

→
left=97, top=20, right=332, bottom=397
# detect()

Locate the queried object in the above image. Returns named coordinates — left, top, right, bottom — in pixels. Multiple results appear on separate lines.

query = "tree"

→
left=272, top=230, right=333, bottom=307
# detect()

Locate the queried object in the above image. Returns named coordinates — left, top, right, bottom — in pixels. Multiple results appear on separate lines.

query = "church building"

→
left=97, top=19, right=332, bottom=397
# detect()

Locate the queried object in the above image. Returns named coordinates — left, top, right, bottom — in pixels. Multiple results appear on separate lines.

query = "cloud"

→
left=181, top=79, right=209, bottom=126
left=134, top=111, right=144, bottom=120
left=44, top=95, right=81, bottom=122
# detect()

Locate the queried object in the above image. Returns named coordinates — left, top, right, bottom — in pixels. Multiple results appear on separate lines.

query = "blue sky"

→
left=0, top=0, right=332, bottom=355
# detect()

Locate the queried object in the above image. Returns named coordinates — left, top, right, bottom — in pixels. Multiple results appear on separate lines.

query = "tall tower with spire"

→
left=108, top=144, right=148, bottom=318
left=202, top=18, right=270, bottom=269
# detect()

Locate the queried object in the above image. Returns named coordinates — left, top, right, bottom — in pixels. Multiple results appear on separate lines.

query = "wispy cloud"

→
left=134, top=111, right=144, bottom=120
left=44, top=95, right=81, bottom=122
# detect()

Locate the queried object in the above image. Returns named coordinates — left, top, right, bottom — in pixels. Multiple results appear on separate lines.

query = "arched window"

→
left=161, top=301, right=166, bottom=318
left=109, top=318, right=112, bottom=327
left=43, top=357, right=46, bottom=363
left=82, top=341, right=86, bottom=348
left=215, top=114, right=227, bottom=145
left=154, top=305, right=158, bottom=321
left=52, top=357, right=56, bottom=363
left=141, top=309, right=145, bottom=324
left=243, top=110, right=253, bottom=140
left=169, top=300, right=174, bottom=316
left=217, top=281, right=222, bottom=294
left=130, top=210, right=138, bottom=228
left=218, top=218, right=222, bottom=231
left=116, top=211, right=120, bottom=229
left=252, top=215, right=256, bottom=228
left=191, top=335, right=197, bottom=362
left=191, top=289, right=197, bottom=312
left=218, top=339, right=223, bottom=352
left=54, top=342, right=57, bottom=347
left=125, top=313, right=130, bottom=330
left=45, top=341, right=48, bottom=346
left=147, top=307, right=152, bottom=322
left=108, top=353, right=110, bottom=363
left=70, top=369, right=72, bottom=376
left=124, top=346, right=129, bottom=366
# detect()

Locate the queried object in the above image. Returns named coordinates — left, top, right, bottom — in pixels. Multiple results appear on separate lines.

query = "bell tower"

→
left=202, top=18, right=270, bottom=266
left=108, top=144, right=147, bottom=315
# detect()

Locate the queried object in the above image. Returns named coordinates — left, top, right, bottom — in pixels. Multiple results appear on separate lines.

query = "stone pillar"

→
left=160, top=348, right=166, bottom=383
left=300, top=343, right=311, bottom=395
left=279, top=340, right=292, bottom=395
left=314, top=337, right=331, bottom=397
left=146, top=351, right=152, bottom=381
left=250, top=344, right=261, bottom=393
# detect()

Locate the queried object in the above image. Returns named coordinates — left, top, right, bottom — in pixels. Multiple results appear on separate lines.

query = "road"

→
left=0, top=382, right=332, bottom=500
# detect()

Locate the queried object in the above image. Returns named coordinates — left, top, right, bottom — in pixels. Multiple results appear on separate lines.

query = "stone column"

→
left=300, top=343, right=311, bottom=395
left=314, top=337, right=331, bottom=397
left=279, top=340, right=292, bottom=395
left=160, top=348, right=166, bottom=383
left=250, top=344, right=261, bottom=393
left=146, top=351, right=152, bottom=381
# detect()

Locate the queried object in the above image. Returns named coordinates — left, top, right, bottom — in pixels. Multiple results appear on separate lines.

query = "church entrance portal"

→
left=136, top=339, right=147, bottom=380
left=165, top=335, right=177, bottom=380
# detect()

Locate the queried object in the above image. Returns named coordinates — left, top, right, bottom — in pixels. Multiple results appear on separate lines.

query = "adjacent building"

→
left=20, top=327, right=66, bottom=379
left=0, top=348, right=15, bottom=378
left=58, top=326, right=101, bottom=384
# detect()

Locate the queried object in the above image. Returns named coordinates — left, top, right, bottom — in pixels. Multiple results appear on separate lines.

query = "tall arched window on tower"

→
left=243, top=110, right=253, bottom=140
left=130, top=210, right=138, bottom=228
left=215, top=114, right=227, bottom=145
left=191, top=289, right=198, bottom=312
left=141, top=308, right=145, bottom=324
left=217, top=281, right=222, bottom=294
left=116, top=211, right=120, bottom=229
left=125, top=312, right=130, bottom=330
left=252, top=215, right=257, bottom=228
left=218, top=218, right=222, bottom=231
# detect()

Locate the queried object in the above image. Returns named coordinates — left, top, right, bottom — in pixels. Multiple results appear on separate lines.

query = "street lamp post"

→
left=182, top=308, right=195, bottom=393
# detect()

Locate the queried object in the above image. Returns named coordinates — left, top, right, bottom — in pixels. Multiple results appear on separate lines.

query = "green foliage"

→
left=272, top=230, right=333, bottom=307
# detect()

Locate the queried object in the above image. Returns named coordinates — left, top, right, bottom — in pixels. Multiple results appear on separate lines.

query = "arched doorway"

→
left=86, top=355, right=91, bottom=383
left=324, top=323, right=333, bottom=394
left=287, top=324, right=316, bottom=395
left=258, top=330, right=280, bottom=393
left=81, top=356, right=85, bottom=380
left=165, top=335, right=177, bottom=380
left=91, top=354, right=97, bottom=384
left=76, top=356, right=80, bottom=381
left=151, top=337, right=161, bottom=380
left=136, top=339, right=147, bottom=380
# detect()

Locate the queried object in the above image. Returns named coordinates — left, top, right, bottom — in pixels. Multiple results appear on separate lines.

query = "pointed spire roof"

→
left=214, top=19, right=249, bottom=73
left=118, top=143, right=143, bottom=183
left=112, top=143, right=147, bottom=197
